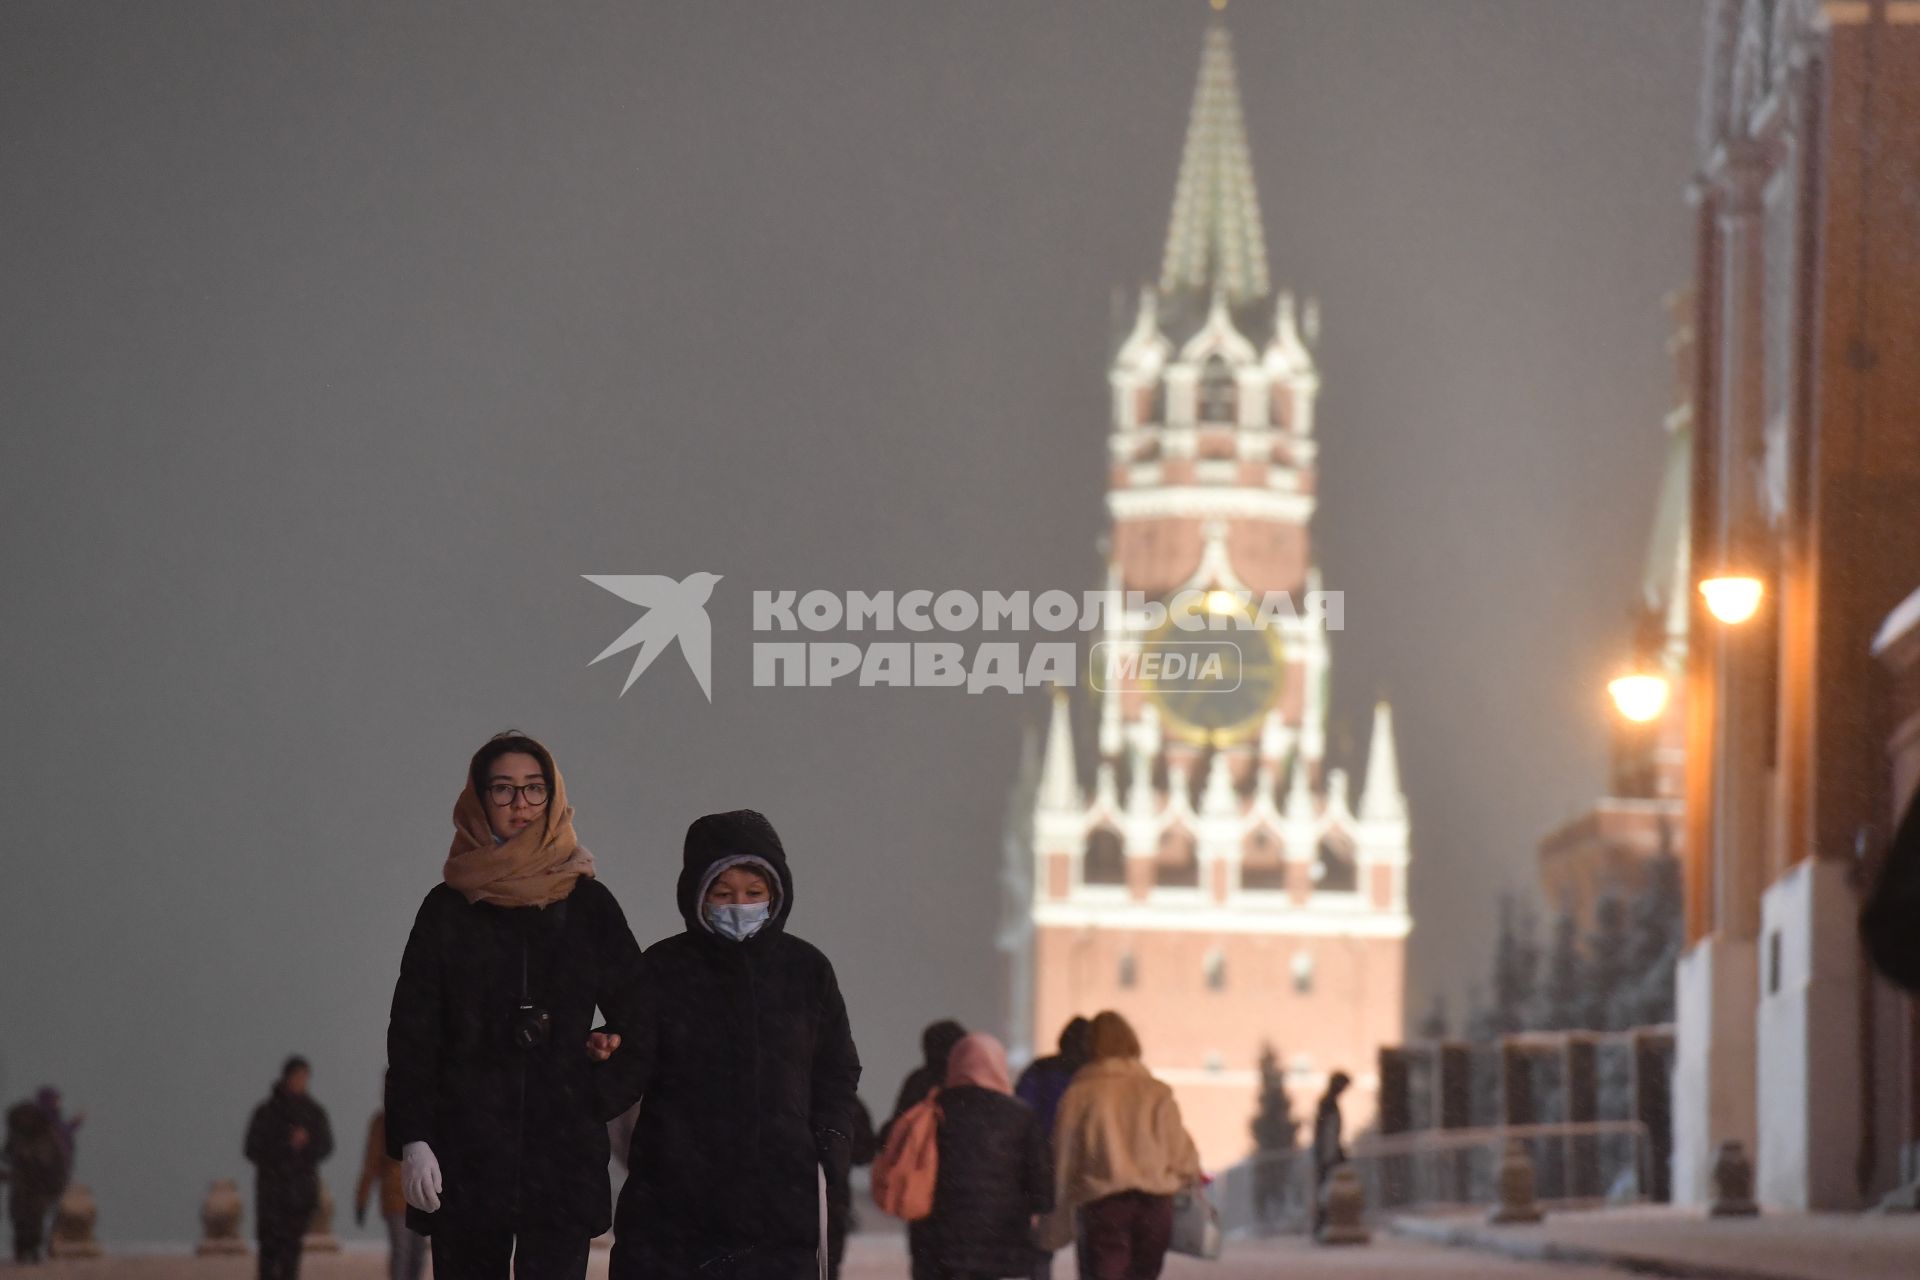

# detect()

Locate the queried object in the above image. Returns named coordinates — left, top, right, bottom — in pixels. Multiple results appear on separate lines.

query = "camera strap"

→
left=520, top=936, right=531, bottom=1008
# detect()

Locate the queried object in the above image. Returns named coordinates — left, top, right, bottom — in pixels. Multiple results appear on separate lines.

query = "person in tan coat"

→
left=1042, top=1012, right=1201, bottom=1280
left=355, top=1086, right=427, bottom=1280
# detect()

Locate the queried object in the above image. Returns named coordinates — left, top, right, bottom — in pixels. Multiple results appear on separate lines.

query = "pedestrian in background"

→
left=1043, top=1012, right=1200, bottom=1280
left=1016, top=1018, right=1092, bottom=1280
left=245, top=1055, right=334, bottom=1280
left=4, top=1096, right=70, bottom=1263
left=886, top=1019, right=968, bottom=1280
left=1310, top=1070, right=1351, bottom=1232
left=33, top=1089, right=81, bottom=1174
left=927, top=1033, right=1052, bottom=1280
left=354, top=1074, right=426, bottom=1280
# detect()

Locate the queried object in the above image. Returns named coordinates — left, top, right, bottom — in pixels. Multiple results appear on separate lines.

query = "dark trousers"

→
left=10, top=1191, right=50, bottom=1263
left=258, top=1232, right=304, bottom=1280
left=1077, top=1192, right=1173, bottom=1280
left=1037, top=1228, right=1089, bottom=1280
left=430, top=1226, right=591, bottom=1280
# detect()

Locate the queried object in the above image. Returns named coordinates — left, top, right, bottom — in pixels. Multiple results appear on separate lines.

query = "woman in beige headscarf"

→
left=384, top=731, right=650, bottom=1280
left=1042, top=1012, right=1200, bottom=1280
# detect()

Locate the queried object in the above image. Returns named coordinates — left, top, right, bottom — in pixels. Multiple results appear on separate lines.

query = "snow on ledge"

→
left=1873, top=585, right=1920, bottom=658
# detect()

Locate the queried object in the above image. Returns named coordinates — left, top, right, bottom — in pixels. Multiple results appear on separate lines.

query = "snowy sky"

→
left=0, top=0, right=1699, bottom=1242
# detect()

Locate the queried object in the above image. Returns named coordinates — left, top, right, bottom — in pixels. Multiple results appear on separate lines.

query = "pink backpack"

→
left=872, top=1091, right=941, bottom=1222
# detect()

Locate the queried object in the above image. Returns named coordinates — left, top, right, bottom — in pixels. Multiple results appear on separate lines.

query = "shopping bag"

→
left=1168, top=1185, right=1222, bottom=1260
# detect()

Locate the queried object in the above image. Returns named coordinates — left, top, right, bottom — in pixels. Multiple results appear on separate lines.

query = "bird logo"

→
left=583, top=572, right=724, bottom=701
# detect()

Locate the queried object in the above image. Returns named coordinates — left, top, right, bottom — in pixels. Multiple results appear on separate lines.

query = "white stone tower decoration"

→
left=1001, top=20, right=1411, bottom=1169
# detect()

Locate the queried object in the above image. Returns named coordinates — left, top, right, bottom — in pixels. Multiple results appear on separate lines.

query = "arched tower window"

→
left=1240, top=827, right=1286, bottom=891
left=1119, top=950, right=1138, bottom=989
left=1199, top=356, right=1236, bottom=424
left=1314, top=832, right=1358, bottom=894
left=1083, top=827, right=1126, bottom=886
left=1154, top=826, right=1200, bottom=888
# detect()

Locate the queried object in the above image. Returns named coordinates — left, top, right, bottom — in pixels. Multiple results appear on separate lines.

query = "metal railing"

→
left=1215, top=1119, right=1655, bottom=1237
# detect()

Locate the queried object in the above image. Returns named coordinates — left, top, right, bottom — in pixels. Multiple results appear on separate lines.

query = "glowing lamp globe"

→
left=1608, top=672, right=1671, bottom=724
left=1699, top=575, right=1764, bottom=625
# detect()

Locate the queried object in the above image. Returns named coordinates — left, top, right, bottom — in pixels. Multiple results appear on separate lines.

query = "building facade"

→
left=999, top=24, right=1410, bottom=1170
left=1674, top=0, right=1920, bottom=1210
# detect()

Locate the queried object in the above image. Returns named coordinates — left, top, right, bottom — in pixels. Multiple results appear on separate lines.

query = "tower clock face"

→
left=1141, top=598, right=1287, bottom=745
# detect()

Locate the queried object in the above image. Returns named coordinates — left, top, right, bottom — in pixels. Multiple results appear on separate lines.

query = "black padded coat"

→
left=928, top=1086, right=1052, bottom=1277
left=610, top=810, right=862, bottom=1280
left=384, top=875, right=649, bottom=1237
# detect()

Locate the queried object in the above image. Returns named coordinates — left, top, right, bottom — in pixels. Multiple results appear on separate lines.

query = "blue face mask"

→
left=705, top=901, right=772, bottom=942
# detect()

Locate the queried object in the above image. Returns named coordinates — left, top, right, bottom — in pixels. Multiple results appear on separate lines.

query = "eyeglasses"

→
left=486, top=782, right=550, bottom=808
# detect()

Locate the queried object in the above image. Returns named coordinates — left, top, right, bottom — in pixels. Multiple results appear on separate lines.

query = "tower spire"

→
left=1159, top=23, right=1271, bottom=305
left=1039, top=689, right=1082, bottom=813
left=1358, top=701, right=1407, bottom=824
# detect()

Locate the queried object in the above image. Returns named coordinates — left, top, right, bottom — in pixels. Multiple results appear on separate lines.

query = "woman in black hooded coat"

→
left=610, top=809, right=862, bottom=1280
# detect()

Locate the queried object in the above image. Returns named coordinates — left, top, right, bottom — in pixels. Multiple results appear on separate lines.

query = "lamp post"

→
left=1609, top=667, right=1672, bottom=723
left=1699, top=570, right=1765, bottom=625
left=1608, top=607, right=1674, bottom=724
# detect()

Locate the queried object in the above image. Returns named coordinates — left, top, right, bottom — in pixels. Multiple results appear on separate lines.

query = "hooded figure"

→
left=884, top=1018, right=968, bottom=1280
left=384, top=732, right=651, bottom=1277
left=886, top=1020, right=969, bottom=1141
left=1014, top=1017, right=1093, bottom=1145
left=610, top=809, right=862, bottom=1280
left=244, top=1057, right=334, bottom=1280
left=929, top=1034, right=1053, bottom=1280
left=5, top=1099, right=69, bottom=1263
left=1312, top=1070, right=1352, bottom=1212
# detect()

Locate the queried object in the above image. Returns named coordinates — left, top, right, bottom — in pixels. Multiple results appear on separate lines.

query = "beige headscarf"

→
left=442, top=747, right=596, bottom=908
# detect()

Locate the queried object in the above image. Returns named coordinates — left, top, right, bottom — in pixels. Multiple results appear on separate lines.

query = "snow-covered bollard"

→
left=1487, top=1138, right=1544, bottom=1225
left=1316, top=1164, right=1370, bottom=1245
left=1709, top=1140, right=1760, bottom=1217
left=48, top=1183, right=103, bottom=1258
left=198, top=1178, right=248, bottom=1255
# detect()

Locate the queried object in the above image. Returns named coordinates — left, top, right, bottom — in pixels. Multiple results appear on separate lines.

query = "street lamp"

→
left=1607, top=605, right=1673, bottom=724
left=1609, top=667, right=1671, bottom=723
left=1699, top=572, right=1764, bottom=625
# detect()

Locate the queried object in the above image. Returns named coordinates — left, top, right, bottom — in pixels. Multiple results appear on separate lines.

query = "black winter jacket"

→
left=384, top=875, right=648, bottom=1237
left=610, top=810, right=862, bottom=1280
left=244, top=1084, right=334, bottom=1241
left=929, top=1086, right=1052, bottom=1277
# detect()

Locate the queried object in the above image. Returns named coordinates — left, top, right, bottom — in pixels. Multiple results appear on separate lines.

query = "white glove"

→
left=401, top=1141, right=442, bottom=1213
